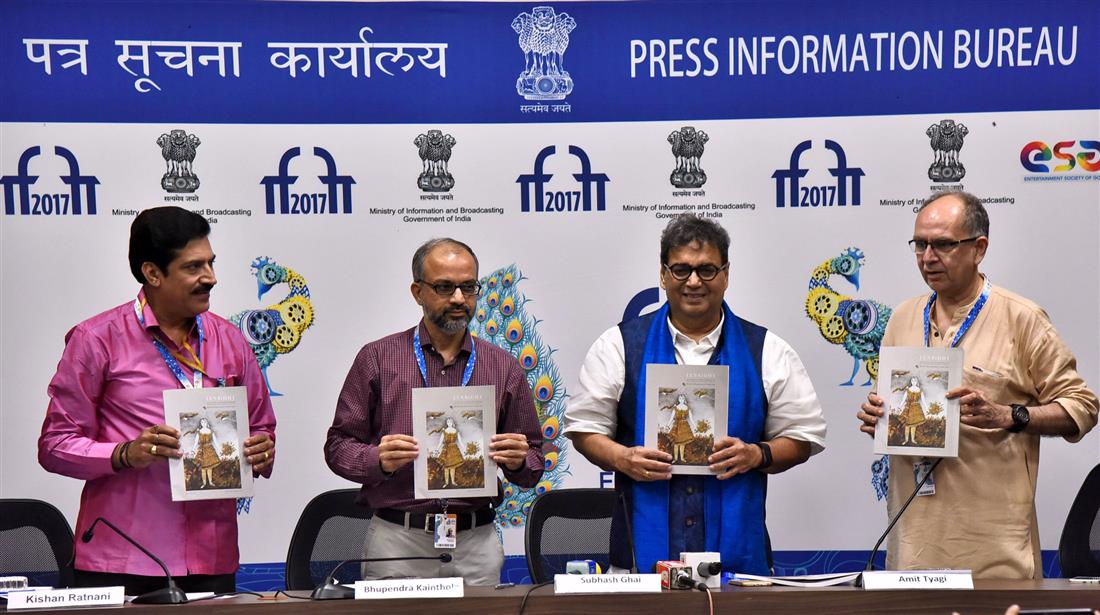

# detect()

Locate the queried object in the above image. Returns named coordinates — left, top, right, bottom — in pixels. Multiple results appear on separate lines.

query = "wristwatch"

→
left=1008, top=404, right=1031, bottom=433
left=755, top=442, right=773, bottom=470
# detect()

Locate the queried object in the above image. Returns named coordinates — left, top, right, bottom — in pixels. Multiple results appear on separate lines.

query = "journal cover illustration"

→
left=413, top=385, right=498, bottom=499
left=644, top=364, right=729, bottom=475
left=874, top=346, right=962, bottom=457
left=163, top=386, right=254, bottom=501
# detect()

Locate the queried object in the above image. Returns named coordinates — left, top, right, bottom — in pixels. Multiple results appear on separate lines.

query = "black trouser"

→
left=73, top=569, right=236, bottom=595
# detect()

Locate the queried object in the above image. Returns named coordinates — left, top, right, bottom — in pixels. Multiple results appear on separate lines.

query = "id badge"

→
left=433, top=513, right=457, bottom=549
left=913, top=461, right=935, bottom=497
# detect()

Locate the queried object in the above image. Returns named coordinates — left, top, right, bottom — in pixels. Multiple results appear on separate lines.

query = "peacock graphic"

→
left=468, top=265, right=569, bottom=528
left=229, top=257, right=315, bottom=397
left=805, top=248, right=891, bottom=386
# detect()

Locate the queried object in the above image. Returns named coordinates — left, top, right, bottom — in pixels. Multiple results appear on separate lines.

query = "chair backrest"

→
left=525, top=488, right=618, bottom=583
left=284, top=489, right=372, bottom=590
left=0, top=499, right=75, bottom=588
left=1059, top=462, right=1100, bottom=577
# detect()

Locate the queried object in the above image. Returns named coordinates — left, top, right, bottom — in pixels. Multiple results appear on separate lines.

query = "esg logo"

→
left=1020, top=141, right=1100, bottom=173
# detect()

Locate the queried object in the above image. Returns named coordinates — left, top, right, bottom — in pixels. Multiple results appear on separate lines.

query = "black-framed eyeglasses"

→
left=908, top=237, right=982, bottom=254
left=417, top=280, right=482, bottom=297
left=662, top=263, right=728, bottom=281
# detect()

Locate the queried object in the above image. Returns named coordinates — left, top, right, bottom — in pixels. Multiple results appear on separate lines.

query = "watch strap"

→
left=756, top=441, right=773, bottom=470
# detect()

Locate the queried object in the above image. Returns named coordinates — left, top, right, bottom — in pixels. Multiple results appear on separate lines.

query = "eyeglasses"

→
left=417, top=280, right=482, bottom=297
left=662, top=263, right=728, bottom=281
left=908, top=237, right=982, bottom=254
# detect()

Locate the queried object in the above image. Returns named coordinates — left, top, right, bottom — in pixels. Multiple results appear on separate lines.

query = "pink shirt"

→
left=38, top=291, right=276, bottom=577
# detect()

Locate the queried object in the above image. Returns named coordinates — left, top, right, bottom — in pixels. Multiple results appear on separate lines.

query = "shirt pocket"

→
left=963, top=366, right=1010, bottom=405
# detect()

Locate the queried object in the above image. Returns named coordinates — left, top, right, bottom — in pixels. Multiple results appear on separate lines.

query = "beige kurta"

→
left=883, top=281, right=1098, bottom=579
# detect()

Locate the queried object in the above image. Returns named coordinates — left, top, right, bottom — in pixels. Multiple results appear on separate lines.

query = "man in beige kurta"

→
left=859, top=191, right=1098, bottom=579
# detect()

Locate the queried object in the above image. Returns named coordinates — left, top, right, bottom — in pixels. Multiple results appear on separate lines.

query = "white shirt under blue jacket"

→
left=564, top=308, right=826, bottom=574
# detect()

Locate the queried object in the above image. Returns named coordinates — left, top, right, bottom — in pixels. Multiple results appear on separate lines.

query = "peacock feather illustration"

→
left=805, top=248, right=891, bottom=386
left=468, top=265, right=569, bottom=528
left=229, top=257, right=315, bottom=397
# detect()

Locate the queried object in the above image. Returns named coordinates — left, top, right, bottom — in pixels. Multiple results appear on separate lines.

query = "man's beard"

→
left=427, top=306, right=471, bottom=335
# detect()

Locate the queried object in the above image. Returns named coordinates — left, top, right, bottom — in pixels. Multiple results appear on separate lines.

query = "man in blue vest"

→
left=563, top=214, right=827, bottom=575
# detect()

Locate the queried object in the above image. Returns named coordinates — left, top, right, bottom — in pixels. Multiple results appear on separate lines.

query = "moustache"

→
left=192, top=284, right=214, bottom=294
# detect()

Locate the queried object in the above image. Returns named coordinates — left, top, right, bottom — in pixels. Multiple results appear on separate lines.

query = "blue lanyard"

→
left=923, top=278, right=991, bottom=348
left=133, top=297, right=204, bottom=389
left=413, top=325, right=476, bottom=387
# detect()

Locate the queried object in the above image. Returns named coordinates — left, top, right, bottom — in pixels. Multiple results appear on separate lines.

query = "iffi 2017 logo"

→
left=512, top=6, right=575, bottom=100
left=772, top=140, right=864, bottom=208
left=261, top=147, right=356, bottom=214
left=517, top=145, right=609, bottom=212
left=1, top=146, right=99, bottom=215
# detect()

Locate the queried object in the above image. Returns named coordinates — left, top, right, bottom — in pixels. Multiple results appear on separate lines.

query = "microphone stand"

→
left=82, top=518, right=187, bottom=604
left=618, top=491, right=638, bottom=574
left=857, top=457, right=944, bottom=588
left=311, top=553, right=454, bottom=600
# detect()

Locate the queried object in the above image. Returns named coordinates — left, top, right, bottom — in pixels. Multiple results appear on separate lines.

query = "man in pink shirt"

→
left=38, top=206, right=277, bottom=595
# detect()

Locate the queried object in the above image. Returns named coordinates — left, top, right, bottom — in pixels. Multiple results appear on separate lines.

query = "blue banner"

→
left=3, top=0, right=1098, bottom=124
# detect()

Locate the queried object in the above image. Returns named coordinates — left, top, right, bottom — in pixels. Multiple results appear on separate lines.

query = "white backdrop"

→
left=3, top=109, right=1098, bottom=566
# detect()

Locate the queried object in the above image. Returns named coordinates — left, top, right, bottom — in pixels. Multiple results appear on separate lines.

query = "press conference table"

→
left=8, top=580, right=1100, bottom=614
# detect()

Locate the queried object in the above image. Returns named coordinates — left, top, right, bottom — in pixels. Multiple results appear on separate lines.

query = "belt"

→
left=375, top=507, right=495, bottom=533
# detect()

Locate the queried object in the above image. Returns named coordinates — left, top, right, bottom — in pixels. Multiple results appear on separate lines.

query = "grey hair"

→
left=411, top=238, right=479, bottom=281
left=919, top=190, right=990, bottom=238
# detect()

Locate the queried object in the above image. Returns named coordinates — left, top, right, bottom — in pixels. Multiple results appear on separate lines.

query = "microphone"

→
left=82, top=517, right=187, bottom=604
left=311, top=553, right=454, bottom=600
left=859, top=457, right=944, bottom=585
left=618, top=491, right=638, bottom=573
left=696, top=562, right=722, bottom=578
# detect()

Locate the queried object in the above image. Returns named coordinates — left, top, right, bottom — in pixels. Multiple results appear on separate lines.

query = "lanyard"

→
left=413, top=325, right=476, bottom=387
left=923, top=278, right=991, bottom=348
left=134, top=297, right=205, bottom=389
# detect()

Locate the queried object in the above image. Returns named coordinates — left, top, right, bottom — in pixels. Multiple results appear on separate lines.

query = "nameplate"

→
left=554, top=574, right=662, bottom=594
left=353, top=577, right=464, bottom=599
left=862, top=570, right=973, bottom=590
left=6, top=586, right=124, bottom=610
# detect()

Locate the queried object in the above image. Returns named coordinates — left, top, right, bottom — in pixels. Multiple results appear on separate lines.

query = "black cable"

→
left=516, top=581, right=553, bottom=615
left=270, top=590, right=314, bottom=600
left=864, top=456, right=944, bottom=572
left=696, top=582, right=714, bottom=615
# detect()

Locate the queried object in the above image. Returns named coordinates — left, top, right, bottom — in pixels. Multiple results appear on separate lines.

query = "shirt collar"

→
left=416, top=319, right=473, bottom=355
left=667, top=312, right=725, bottom=349
left=136, top=288, right=200, bottom=339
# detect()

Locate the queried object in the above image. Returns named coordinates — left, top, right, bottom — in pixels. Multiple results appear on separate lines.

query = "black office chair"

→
left=284, top=489, right=373, bottom=590
left=525, top=488, right=618, bottom=583
left=0, top=499, right=75, bottom=588
left=1058, top=462, right=1100, bottom=577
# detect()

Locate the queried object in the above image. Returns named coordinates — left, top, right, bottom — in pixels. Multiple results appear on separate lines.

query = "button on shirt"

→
left=565, top=315, right=827, bottom=451
left=325, top=321, right=545, bottom=513
left=564, top=315, right=827, bottom=559
left=883, top=283, right=1098, bottom=579
left=38, top=291, right=276, bottom=577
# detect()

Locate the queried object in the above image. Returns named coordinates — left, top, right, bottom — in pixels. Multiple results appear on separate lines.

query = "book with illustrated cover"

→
left=412, top=385, right=497, bottom=499
left=874, top=346, right=963, bottom=457
left=163, top=386, right=253, bottom=501
left=644, top=364, right=729, bottom=475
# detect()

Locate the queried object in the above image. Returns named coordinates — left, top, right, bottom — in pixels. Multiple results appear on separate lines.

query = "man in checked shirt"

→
left=325, top=237, right=544, bottom=584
